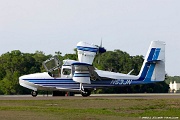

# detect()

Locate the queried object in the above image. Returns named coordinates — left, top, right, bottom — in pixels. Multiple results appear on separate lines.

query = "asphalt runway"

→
left=0, top=93, right=180, bottom=100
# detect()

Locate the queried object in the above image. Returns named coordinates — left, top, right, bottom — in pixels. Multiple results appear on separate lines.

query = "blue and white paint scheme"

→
left=19, top=41, right=165, bottom=97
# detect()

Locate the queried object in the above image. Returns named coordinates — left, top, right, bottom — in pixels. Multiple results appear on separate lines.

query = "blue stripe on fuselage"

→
left=22, top=77, right=161, bottom=89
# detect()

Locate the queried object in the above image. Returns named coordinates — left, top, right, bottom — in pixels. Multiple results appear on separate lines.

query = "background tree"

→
left=0, top=50, right=51, bottom=94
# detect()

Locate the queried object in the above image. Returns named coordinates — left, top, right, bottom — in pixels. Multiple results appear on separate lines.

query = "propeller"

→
left=96, top=39, right=106, bottom=63
left=95, top=39, right=106, bottom=53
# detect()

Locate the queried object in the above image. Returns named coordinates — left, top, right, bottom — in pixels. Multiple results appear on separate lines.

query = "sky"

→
left=0, top=0, right=180, bottom=76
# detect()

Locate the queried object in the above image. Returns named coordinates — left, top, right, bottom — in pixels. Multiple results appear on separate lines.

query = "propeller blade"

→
left=100, top=38, right=102, bottom=47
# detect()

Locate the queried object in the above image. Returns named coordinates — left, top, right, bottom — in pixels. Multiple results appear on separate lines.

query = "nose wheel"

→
left=31, top=91, right=38, bottom=97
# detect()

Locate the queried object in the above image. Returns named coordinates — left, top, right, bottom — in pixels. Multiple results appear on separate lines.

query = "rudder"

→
left=150, top=41, right=165, bottom=81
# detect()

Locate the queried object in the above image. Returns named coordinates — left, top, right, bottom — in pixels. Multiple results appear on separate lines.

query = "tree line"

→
left=0, top=49, right=171, bottom=95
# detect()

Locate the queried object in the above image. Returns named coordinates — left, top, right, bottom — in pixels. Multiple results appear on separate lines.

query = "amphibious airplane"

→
left=19, top=41, right=165, bottom=97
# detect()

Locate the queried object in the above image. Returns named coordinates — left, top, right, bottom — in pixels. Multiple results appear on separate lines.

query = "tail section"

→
left=138, top=41, right=165, bottom=82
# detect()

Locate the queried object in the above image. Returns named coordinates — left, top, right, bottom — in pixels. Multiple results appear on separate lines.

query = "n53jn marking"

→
left=110, top=79, right=132, bottom=85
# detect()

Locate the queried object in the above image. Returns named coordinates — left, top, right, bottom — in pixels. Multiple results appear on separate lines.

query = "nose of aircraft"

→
left=19, top=73, right=40, bottom=92
left=19, top=72, right=52, bottom=81
left=19, top=74, right=32, bottom=85
left=19, top=74, right=32, bottom=81
left=19, top=75, right=26, bottom=81
left=19, top=73, right=40, bottom=83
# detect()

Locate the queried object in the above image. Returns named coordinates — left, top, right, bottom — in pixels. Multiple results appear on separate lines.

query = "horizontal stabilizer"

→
left=147, top=60, right=161, bottom=63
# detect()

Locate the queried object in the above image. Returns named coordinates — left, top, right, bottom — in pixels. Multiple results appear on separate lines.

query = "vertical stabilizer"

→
left=138, top=41, right=165, bottom=82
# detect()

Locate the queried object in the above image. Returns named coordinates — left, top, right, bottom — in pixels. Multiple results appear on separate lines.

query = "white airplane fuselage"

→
left=19, top=71, right=143, bottom=93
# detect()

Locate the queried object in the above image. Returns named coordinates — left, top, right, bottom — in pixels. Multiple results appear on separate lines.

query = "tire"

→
left=81, top=89, right=91, bottom=97
left=31, top=91, right=38, bottom=97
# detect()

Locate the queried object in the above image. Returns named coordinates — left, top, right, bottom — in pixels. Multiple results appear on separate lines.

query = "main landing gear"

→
left=31, top=91, right=38, bottom=97
left=81, top=89, right=91, bottom=97
left=80, top=83, right=91, bottom=97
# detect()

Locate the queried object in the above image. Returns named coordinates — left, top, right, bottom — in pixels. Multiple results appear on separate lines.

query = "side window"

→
left=62, top=68, right=71, bottom=75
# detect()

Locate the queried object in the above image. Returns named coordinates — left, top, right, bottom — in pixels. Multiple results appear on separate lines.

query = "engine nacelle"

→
left=77, top=41, right=98, bottom=65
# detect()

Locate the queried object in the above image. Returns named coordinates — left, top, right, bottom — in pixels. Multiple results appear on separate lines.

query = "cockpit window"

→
left=48, top=68, right=61, bottom=78
left=62, top=68, right=71, bottom=75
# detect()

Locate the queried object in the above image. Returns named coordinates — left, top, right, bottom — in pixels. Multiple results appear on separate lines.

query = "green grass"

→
left=0, top=99, right=179, bottom=120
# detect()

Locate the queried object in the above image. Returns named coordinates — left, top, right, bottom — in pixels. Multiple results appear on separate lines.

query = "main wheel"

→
left=81, top=89, right=91, bottom=97
left=31, top=91, right=38, bottom=97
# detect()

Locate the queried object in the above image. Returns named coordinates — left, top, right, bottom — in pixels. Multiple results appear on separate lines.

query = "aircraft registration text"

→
left=110, top=79, right=132, bottom=85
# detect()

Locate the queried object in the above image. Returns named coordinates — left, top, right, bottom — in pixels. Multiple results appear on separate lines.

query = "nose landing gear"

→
left=31, top=91, right=38, bottom=97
